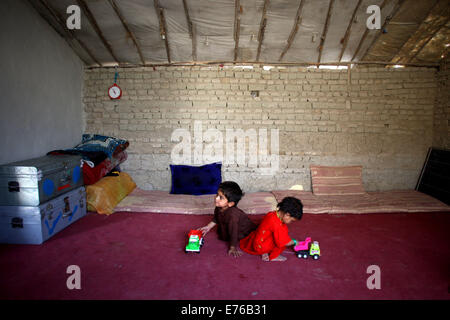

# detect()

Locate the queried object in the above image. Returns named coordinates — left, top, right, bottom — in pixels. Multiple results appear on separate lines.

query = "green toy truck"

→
left=185, top=230, right=204, bottom=253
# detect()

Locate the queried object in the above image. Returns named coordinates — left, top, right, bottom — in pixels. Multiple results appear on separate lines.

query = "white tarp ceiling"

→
left=29, top=0, right=450, bottom=67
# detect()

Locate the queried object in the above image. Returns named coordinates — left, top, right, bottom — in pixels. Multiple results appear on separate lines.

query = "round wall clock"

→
left=108, top=83, right=122, bottom=100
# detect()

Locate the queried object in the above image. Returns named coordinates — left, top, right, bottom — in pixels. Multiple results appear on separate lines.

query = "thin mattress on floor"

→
left=113, top=188, right=277, bottom=214
left=271, top=190, right=450, bottom=214
left=114, top=189, right=449, bottom=215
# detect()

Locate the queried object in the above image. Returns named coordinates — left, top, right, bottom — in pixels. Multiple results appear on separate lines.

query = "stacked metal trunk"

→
left=0, top=155, right=86, bottom=244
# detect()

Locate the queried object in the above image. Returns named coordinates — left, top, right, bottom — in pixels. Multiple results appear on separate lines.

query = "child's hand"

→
left=197, top=221, right=216, bottom=236
left=198, top=225, right=212, bottom=236
left=228, top=246, right=242, bottom=258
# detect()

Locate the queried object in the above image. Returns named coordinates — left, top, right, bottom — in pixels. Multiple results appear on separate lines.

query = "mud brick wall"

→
left=83, top=65, right=438, bottom=192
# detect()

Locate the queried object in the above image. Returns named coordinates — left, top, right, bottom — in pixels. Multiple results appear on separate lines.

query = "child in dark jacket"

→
left=198, top=181, right=256, bottom=257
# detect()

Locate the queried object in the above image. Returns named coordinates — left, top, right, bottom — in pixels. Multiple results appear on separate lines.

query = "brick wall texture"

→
left=83, top=65, right=442, bottom=192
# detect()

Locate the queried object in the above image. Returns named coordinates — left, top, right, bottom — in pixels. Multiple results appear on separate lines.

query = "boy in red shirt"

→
left=198, top=181, right=256, bottom=257
left=240, top=197, right=303, bottom=261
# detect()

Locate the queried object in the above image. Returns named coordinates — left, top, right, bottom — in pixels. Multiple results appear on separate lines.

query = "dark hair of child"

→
left=218, top=181, right=244, bottom=206
left=277, top=196, right=303, bottom=220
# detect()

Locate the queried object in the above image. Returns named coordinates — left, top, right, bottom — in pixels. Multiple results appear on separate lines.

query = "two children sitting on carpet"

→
left=198, top=181, right=303, bottom=261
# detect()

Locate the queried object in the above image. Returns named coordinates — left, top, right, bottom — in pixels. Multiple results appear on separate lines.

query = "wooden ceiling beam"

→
left=279, top=0, right=305, bottom=62
left=360, top=0, right=406, bottom=61
left=351, top=0, right=388, bottom=61
left=154, top=0, right=171, bottom=63
left=317, top=0, right=335, bottom=63
left=86, top=60, right=439, bottom=70
left=36, top=0, right=101, bottom=66
left=29, top=0, right=64, bottom=38
left=389, top=0, right=440, bottom=64
left=408, top=19, right=450, bottom=63
left=439, top=44, right=450, bottom=63
left=338, top=0, right=362, bottom=62
left=182, top=0, right=196, bottom=61
left=403, top=1, right=450, bottom=64
left=233, top=0, right=241, bottom=62
left=160, top=8, right=171, bottom=64
left=108, top=0, right=145, bottom=65
left=77, top=0, right=120, bottom=64
left=256, top=0, right=270, bottom=62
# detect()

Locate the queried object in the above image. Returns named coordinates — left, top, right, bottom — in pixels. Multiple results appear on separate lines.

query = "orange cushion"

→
left=87, top=172, right=136, bottom=214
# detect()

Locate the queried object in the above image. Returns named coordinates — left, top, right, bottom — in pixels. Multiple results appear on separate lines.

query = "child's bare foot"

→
left=261, top=254, right=287, bottom=261
left=270, top=255, right=287, bottom=261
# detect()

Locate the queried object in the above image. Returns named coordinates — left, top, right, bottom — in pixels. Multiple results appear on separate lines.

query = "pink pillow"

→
left=310, top=165, right=366, bottom=196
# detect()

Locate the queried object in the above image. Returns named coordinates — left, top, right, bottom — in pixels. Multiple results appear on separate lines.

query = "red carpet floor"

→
left=0, top=211, right=449, bottom=300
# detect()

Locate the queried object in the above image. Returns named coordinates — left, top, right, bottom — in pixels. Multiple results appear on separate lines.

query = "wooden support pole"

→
left=108, top=0, right=145, bottom=65
left=360, top=0, right=406, bottom=61
left=256, top=0, right=270, bottom=62
left=154, top=0, right=171, bottom=63
left=86, top=60, right=439, bottom=70
left=389, top=0, right=440, bottom=64
left=279, top=0, right=305, bottom=61
left=338, top=0, right=362, bottom=62
left=234, top=0, right=241, bottom=62
left=351, top=0, right=388, bottom=61
left=182, top=0, right=196, bottom=61
left=77, top=0, right=120, bottom=64
left=37, top=0, right=101, bottom=66
left=317, top=0, right=335, bottom=63
left=407, top=16, right=450, bottom=63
